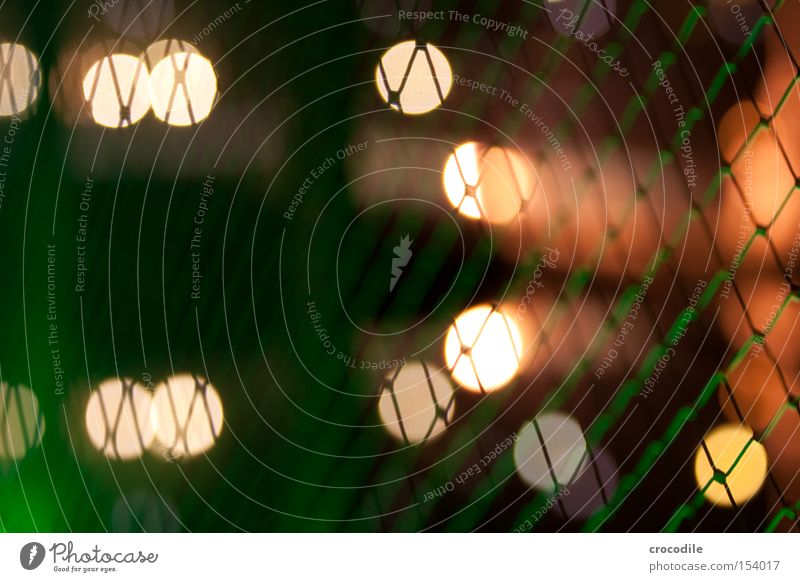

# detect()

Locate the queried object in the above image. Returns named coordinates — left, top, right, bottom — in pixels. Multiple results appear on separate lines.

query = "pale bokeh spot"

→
left=149, top=51, right=218, bottom=126
left=443, top=142, right=536, bottom=224
left=83, top=53, right=151, bottom=127
left=378, top=361, right=454, bottom=444
left=694, top=423, right=768, bottom=507
left=151, top=374, right=224, bottom=458
left=85, top=378, right=155, bottom=460
left=375, top=40, right=452, bottom=115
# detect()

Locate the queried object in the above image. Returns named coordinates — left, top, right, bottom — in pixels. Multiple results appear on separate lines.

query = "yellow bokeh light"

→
left=0, top=383, right=45, bottom=461
left=151, top=374, right=223, bottom=458
left=85, top=378, right=155, bottom=460
left=513, top=412, right=587, bottom=492
left=378, top=360, right=454, bottom=444
left=0, top=43, right=41, bottom=117
left=82, top=53, right=151, bottom=127
left=444, top=304, right=523, bottom=392
left=694, top=424, right=768, bottom=507
left=149, top=51, right=217, bottom=126
left=375, top=40, right=452, bottom=115
left=443, top=142, right=535, bottom=224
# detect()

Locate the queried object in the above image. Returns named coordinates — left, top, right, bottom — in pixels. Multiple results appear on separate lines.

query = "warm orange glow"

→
left=443, top=142, right=482, bottom=219
left=708, top=0, right=763, bottom=44
left=151, top=374, right=224, bottom=458
left=443, top=142, right=536, bottom=224
left=444, top=304, right=523, bottom=392
left=720, top=351, right=787, bottom=433
left=0, top=43, right=41, bottom=117
left=694, top=424, right=768, bottom=507
left=149, top=51, right=217, bottom=126
left=82, top=53, right=151, bottom=127
left=513, top=412, right=587, bottom=492
left=0, top=383, right=44, bottom=461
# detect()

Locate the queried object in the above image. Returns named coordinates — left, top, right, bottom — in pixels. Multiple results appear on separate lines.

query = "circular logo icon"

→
left=19, top=542, right=45, bottom=570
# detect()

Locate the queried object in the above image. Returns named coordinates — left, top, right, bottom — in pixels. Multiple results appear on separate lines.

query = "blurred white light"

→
left=375, top=40, right=452, bottom=115
left=444, top=304, right=523, bottom=392
left=378, top=360, right=455, bottom=444
left=85, top=378, right=155, bottom=460
left=151, top=374, right=224, bottom=458
left=443, top=142, right=536, bottom=224
left=82, top=53, right=151, bottom=127
left=0, top=43, right=42, bottom=117
left=149, top=51, right=218, bottom=126
left=513, top=412, right=588, bottom=492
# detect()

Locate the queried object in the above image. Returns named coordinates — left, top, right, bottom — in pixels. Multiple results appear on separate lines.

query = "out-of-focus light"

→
left=151, top=374, right=223, bottom=459
left=0, top=383, right=45, bottom=461
left=345, top=121, right=447, bottom=209
left=731, top=128, right=793, bottom=226
left=761, top=405, right=800, bottom=506
left=83, top=53, right=151, bottom=127
left=444, top=142, right=482, bottom=219
left=375, top=40, right=452, bottom=115
left=443, top=142, right=535, bottom=224
left=85, top=378, right=155, bottom=460
left=378, top=360, right=455, bottom=444
left=694, top=424, right=768, bottom=507
left=444, top=304, right=523, bottom=392
left=716, top=100, right=760, bottom=164
left=753, top=26, right=796, bottom=118
left=719, top=352, right=787, bottom=434
left=0, top=43, right=42, bottom=117
left=546, top=0, right=617, bottom=39
left=149, top=51, right=217, bottom=126
left=513, top=412, right=588, bottom=492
